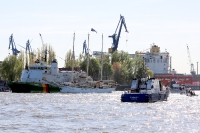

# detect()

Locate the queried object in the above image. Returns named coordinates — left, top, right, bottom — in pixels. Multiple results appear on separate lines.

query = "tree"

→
left=0, top=55, right=23, bottom=81
left=48, top=45, right=56, bottom=65
left=80, top=58, right=100, bottom=80
left=95, top=54, right=113, bottom=80
left=65, top=50, right=73, bottom=68
left=133, top=53, right=149, bottom=79
left=111, top=51, right=135, bottom=84
left=112, top=62, right=122, bottom=83
left=102, top=62, right=113, bottom=80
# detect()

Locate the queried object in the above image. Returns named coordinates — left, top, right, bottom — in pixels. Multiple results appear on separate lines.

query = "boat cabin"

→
left=129, top=78, right=165, bottom=93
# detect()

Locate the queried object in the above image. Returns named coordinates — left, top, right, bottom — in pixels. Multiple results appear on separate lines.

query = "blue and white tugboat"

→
left=121, top=78, right=170, bottom=102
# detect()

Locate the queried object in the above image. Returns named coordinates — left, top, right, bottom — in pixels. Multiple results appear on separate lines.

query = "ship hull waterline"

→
left=121, top=93, right=169, bottom=103
left=7, top=82, right=60, bottom=93
left=60, top=86, right=115, bottom=93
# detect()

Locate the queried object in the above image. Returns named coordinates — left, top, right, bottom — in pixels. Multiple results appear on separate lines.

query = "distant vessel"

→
left=139, top=44, right=193, bottom=86
left=60, top=80, right=115, bottom=93
left=60, top=33, right=116, bottom=93
left=121, top=78, right=169, bottom=102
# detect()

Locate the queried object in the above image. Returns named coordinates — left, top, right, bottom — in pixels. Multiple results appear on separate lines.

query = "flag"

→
left=91, top=28, right=97, bottom=33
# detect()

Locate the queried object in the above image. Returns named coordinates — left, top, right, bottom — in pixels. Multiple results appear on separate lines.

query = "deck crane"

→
left=8, top=34, right=20, bottom=56
left=82, top=40, right=88, bottom=56
left=108, top=15, right=128, bottom=53
left=186, top=44, right=196, bottom=76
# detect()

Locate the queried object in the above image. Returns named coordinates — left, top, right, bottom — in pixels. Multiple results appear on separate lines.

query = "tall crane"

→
left=17, top=40, right=34, bottom=60
left=26, top=40, right=34, bottom=60
left=39, top=33, right=47, bottom=62
left=108, top=15, right=128, bottom=53
left=186, top=44, right=196, bottom=76
left=39, top=33, right=44, bottom=46
left=82, top=40, right=88, bottom=56
left=8, top=34, right=20, bottom=56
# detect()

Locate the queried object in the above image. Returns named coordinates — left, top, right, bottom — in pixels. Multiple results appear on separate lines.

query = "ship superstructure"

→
left=141, top=45, right=170, bottom=74
left=21, top=59, right=93, bottom=84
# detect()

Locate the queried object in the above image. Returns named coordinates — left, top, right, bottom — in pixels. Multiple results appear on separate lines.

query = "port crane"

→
left=108, top=15, right=128, bottom=53
left=186, top=44, right=196, bottom=76
left=17, top=40, right=34, bottom=60
left=8, top=34, right=20, bottom=56
left=39, top=33, right=47, bottom=62
left=26, top=40, right=34, bottom=60
left=82, top=40, right=88, bottom=56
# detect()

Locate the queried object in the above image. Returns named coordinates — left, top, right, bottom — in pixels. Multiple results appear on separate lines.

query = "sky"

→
left=1, top=0, right=200, bottom=74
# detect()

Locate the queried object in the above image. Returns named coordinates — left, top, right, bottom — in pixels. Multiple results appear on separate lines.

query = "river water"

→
left=0, top=91, right=200, bottom=133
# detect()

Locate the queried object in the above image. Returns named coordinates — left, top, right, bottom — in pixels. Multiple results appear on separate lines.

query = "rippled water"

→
left=0, top=91, right=200, bottom=133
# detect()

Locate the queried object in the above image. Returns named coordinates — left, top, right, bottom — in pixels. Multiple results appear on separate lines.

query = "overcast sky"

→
left=1, top=0, right=200, bottom=74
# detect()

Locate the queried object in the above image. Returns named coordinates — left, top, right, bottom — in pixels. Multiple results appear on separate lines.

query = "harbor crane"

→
left=108, top=15, right=128, bottom=53
left=17, top=40, right=34, bottom=60
left=82, top=40, right=88, bottom=56
left=39, top=33, right=47, bottom=62
left=26, top=40, right=34, bottom=60
left=186, top=44, right=196, bottom=76
left=8, top=34, right=20, bottom=56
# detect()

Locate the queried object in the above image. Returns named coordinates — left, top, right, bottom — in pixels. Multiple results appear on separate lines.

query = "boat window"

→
left=147, top=80, right=152, bottom=89
left=131, top=80, right=138, bottom=89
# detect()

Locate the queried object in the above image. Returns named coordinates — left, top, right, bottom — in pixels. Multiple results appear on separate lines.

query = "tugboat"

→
left=121, top=78, right=170, bottom=102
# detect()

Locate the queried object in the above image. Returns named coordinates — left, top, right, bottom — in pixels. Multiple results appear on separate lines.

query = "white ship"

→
left=59, top=33, right=116, bottom=93
left=21, top=59, right=93, bottom=85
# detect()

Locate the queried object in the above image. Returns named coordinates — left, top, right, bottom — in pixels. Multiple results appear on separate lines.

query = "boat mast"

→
left=100, top=33, right=104, bottom=81
left=86, top=33, right=90, bottom=81
left=71, top=32, right=75, bottom=82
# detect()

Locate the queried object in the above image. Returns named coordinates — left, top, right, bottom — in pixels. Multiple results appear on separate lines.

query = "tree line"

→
left=0, top=45, right=154, bottom=84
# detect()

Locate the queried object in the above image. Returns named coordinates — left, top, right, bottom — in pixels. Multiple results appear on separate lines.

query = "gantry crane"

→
left=108, top=15, right=128, bottom=53
left=186, top=44, right=196, bottom=76
left=8, top=34, right=20, bottom=56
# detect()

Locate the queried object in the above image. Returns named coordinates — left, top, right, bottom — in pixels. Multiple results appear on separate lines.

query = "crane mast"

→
left=108, top=15, right=128, bottom=53
left=186, top=44, right=196, bottom=76
left=8, top=34, right=20, bottom=56
left=26, top=40, right=34, bottom=60
left=39, top=33, right=47, bottom=62
left=83, top=40, right=88, bottom=56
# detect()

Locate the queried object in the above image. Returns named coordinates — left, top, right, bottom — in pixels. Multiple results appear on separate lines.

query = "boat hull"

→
left=7, top=82, right=60, bottom=93
left=121, top=93, right=169, bottom=102
left=60, top=86, right=115, bottom=93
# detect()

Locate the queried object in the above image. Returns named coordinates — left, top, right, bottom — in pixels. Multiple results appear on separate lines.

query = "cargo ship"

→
left=140, top=44, right=194, bottom=87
